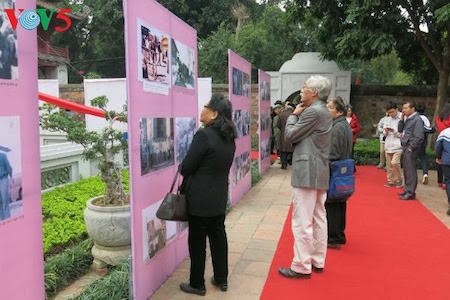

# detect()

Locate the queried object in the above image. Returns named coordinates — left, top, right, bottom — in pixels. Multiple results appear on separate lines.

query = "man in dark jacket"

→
left=398, top=101, right=424, bottom=200
left=277, top=102, right=295, bottom=169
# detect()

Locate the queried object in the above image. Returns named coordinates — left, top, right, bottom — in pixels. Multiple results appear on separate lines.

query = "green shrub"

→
left=251, top=160, right=261, bottom=186
left=75, top=258, right=131, bottom=300
left=44, top=239, right=93, bottom=298
left=42, top=170, right=129, bottom=255
left=354, top=138, right=437, bottom=169
left=251, top=134, right=259, bottom=150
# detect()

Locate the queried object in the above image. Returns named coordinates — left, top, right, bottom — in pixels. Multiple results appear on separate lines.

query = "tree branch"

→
left=401, top=0, right=440, bottom=70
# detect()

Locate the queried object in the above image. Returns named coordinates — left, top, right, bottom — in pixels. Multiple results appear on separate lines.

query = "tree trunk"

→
left=428, top=65, right=449, bottom=149
left=433, top=67, right=450, bottom=123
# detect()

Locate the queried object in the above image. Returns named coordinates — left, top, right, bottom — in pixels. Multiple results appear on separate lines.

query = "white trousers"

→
left=290, top=187, right=327, bottom=274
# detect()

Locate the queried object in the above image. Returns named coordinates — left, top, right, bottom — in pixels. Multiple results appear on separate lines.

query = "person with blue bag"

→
left=325, top=97, right=353, bottom=249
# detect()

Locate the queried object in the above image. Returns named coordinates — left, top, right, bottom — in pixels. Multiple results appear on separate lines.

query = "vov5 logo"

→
left=5, top=8, right=72, bottom=32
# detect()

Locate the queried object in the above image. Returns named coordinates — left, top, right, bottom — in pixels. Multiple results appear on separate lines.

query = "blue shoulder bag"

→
left=327, top=127, right=355, bottom=201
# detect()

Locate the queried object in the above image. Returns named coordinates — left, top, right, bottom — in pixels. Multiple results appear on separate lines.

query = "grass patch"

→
left=44, top=239, right=93, bottom=298
left=75, top=258, right=131, bottom=300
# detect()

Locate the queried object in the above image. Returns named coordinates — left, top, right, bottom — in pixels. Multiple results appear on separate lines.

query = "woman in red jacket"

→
left=435, top=102, right=450, bottom=189
left=346, top=105, right=361, bottom=169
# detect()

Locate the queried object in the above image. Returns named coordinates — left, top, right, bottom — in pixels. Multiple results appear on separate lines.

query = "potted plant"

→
left=40, top=96, right=130, bottom=269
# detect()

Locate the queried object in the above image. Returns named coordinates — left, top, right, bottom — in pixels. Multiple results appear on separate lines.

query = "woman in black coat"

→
left=179, top=94, right=236, bottom=296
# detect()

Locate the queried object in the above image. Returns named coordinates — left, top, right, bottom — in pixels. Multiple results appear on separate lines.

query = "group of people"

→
left=272, top=96, right=360, bottom=171
left=377, top=101, right=450, bottom=207
left=174, top=77, right=450, bottom=296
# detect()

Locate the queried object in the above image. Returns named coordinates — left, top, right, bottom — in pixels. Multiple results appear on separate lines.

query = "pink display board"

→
left=123, top=1, right=197, bottom=298
left=228, top=50, right=252, bottom=205
left=0, top=0, right=44, bottom=298
left=258, top=70, right=271, bottom=174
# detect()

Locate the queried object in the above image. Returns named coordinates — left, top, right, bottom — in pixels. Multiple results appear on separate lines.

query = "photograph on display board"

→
left=171, top=39, right=195, bottom=89
left=242, top=72, right=250, bottom=97
left=260, top=111, right=271, bottom=132
left=0, top=116, right=22, bottom=223
left=0, top=1, right=18, bottom=80
left=140, top=117, right=174, bottom=175
left=175, top=117, right=196, bottom=163
left=142, top=201, right=177, bottom=262
left=138, top=20, right=170, bottom=94
left=232, top=109, right=250, bottom=137
left=260, top=138, right=271, bottom=161
left=260, top=80, right=270, bottom=101
left=233, top=151, right=251, bottom=185
left=232, top=67, right=243, bottom=96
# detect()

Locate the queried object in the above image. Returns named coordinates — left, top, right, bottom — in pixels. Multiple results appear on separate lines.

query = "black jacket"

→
left=398, top=113, right=424, bottom=152
left=180, top=126, right=236, bottom=217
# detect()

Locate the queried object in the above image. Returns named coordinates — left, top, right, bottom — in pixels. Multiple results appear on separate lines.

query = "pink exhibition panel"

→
left=258, top=70, right=272, bottom=174
left=123, top=0, right=198, bottom=298
left=0, top=0, right=44, bottom=299
left=228, top=50, right=252, bottom=205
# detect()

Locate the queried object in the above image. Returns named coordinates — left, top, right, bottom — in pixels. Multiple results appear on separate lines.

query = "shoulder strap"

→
left=169, top=170, right=180, bottom=193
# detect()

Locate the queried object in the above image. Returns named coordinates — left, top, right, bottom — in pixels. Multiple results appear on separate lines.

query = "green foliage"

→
left=75, top=258, right=131, bottom=300
left=42, top=170, right=130, bottom=255
left=198, top=4, right=314, bottom=83
left=340, top=51, right=413, bottom=85
left=251, top=134, right=259, bottom=150
left=44, top=239, right=93, bottom=298
left=251, top=160, right=262, bottom=186
left=354, top=139, right=437, bottom=169
left=198, top=23, right=236, bottom=83
left=288, top=0, right=449, bottom=112
left=40, top=96, right=128, bottom=206
left=354, top=139, right=380, bottom=165
left=158, top=0, right=262, bottom=39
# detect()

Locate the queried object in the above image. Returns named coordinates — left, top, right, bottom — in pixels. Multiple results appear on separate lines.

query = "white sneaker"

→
left=422, top=174, right=429, bottom=185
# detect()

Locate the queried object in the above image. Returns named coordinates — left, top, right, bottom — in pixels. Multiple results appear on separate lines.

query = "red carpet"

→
left=261, top=166, right=450, bottom=300
left=250, top=150, right=278, bottom=162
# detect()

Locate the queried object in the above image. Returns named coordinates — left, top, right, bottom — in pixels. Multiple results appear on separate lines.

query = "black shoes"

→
left=211, top=276, right=228, bottom=292
left=312, top=265, right=324, bottom=273
left=278, top=267, right=311, bottom=279
left=179, top=282, right=206, bottom=296
left=327, top=243, right=342, bottom=249
left=400, top=192, right=416, bottom=200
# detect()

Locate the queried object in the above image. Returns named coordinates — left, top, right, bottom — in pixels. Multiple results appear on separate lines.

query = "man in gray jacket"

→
left=398, top=101, right=424, bottom=200
left=278, top=75, right=332, bottom=279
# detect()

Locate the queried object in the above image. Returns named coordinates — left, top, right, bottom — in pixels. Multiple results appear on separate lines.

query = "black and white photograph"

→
left=142, top=201, right=177, bottom=262
left=260, top=111, right=271, bottom=132
left=140, top=117, right=174, bottom=175
left=0, top=116, right=23, bottom=223
left=171, top=39, right=195, bottom=89
left=233, top=151, right=251, bottom=185
left=0, top=1, right=18, bottom=80
left=260, top=80, right=270, bottom=101
left=138, top=20, right=170, bottom=94
left=233, top=109, right=250, bottom=137
left=232, top=67, right=243, bottom=96
left=175, top=117, right=196, bottom=163
left=260, top=138, right=271, bottom=161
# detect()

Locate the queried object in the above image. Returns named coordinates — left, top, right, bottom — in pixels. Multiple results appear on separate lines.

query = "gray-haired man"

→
left=278, top=75, right=333, bottom=278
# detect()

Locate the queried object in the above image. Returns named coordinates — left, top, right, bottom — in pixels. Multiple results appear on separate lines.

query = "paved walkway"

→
left=151, top=165, right=449, bottom=299
left=54, top=165, right=449, bottom=299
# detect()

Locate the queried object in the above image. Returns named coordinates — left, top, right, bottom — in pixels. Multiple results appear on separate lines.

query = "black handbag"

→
left=156, top=170, right=188, bottom=221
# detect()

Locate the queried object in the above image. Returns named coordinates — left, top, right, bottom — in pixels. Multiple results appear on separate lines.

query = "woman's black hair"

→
left=206, top=94, right=237, bottom=141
